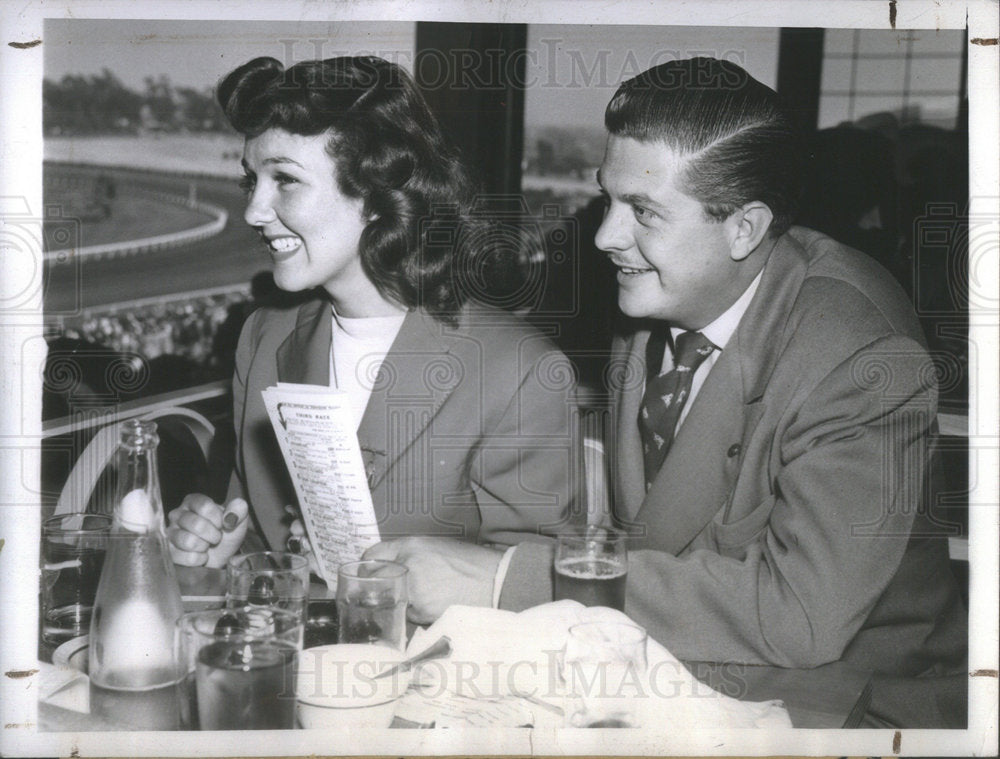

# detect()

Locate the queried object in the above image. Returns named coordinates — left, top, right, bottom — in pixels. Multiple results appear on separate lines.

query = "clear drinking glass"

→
left=40, top=514, right=111, bottom=645
left=226, top=551, right=310, bottom=622
left=562, top=621, right=648, bottom=728
left=336, top=560, right=408, bottom=650
left=554, top=526, right=628, bottom=611
left=175, top=606, right=303, bottom=730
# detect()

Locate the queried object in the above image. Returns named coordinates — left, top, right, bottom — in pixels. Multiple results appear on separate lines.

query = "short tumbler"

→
left=562, top=621, right=648, bottom=728
left=226, top=551, right=310, bottom=622
left=41, top=514, right=111, bottom=645
left=336, top=560, right=408, bottom=650
left=175, top=606, right=303, bottom=730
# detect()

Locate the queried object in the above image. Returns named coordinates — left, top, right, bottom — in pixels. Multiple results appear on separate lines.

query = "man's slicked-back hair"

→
left=218, top=56, right=477, bottom=322
left=606, top=57, right=802, bottom=236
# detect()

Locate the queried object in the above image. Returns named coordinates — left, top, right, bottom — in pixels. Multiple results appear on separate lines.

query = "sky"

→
left=523, top=25, right=780, bottom=129
left=44, top=17, right=964, bottom=133
left=43, top=19, right=418, bottom=92
left=43, top=19, right=780, bottom=128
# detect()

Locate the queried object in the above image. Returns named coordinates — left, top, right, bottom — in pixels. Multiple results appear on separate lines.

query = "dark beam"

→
left=414, top=22, right=527, bottom=195
left=777, top=28, right=825, bottom=134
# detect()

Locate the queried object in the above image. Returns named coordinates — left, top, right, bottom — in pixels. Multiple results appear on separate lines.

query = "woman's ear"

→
left=728, top=202, right=774, bottom=261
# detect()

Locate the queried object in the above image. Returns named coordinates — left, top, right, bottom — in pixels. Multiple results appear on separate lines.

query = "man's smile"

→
left=609, top=258, right=656, bottom=277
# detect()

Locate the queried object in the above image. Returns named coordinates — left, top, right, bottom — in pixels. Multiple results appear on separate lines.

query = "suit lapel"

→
left=273, top=303, right=458, bottom=491
left=275, top=299, right=332, bottom=386
left=736, top=232, right=811, bottom=405
left=632, top=345, right=746, bottom=552
left=613, top=331, right=653, bottom=524
left=357, top=309, right=457, bottom=491
left=624, top=232, right=811, bottom=553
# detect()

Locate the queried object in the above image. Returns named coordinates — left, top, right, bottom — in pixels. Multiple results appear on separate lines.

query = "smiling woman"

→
left=165, top=54, right=580, bottom=568
left=239, top=129, right=375, bottom=311
left=217, top=56, right=478, bottom=324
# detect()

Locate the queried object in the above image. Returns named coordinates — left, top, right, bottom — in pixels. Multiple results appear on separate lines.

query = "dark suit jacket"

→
left=227, top=298, right=580, bottom=551
left=500, top=228, right=967, bottom=727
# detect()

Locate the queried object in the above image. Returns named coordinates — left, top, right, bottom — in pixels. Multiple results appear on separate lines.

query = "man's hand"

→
left=167, top=494, right=249, bottom=568
left=363, top=537, right=504, bottom=625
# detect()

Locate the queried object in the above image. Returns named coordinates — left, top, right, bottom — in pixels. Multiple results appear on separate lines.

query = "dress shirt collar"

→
left=670, top=267, right=764, bottom=353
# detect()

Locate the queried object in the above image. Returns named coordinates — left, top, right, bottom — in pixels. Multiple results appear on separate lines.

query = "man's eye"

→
left=633, top=205, right=653, bottom=221
left=275, top=173, right=298, bottom=186
left=238, top=175, right=255, bottom=194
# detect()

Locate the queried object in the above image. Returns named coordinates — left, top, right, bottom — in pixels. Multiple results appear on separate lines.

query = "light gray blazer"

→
left=500, top=228, right=966, bottom=727
left=228, top=299, right=581, bottom=550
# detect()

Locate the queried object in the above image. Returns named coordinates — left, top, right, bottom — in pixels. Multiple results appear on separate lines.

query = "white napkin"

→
left=399, top=601, right=792, bottom=729
left=37, top=660, right=90, bottom=713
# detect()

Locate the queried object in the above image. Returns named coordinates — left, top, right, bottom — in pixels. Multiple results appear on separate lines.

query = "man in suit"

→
left=372, top=57, right=967, bottom=728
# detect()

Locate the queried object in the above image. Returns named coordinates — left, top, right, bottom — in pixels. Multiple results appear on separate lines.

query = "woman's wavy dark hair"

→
left=218, top=56, right=477, bottom=322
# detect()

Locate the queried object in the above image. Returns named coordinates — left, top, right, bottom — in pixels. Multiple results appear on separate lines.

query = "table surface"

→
left=39, top=565, right=872, bottom=731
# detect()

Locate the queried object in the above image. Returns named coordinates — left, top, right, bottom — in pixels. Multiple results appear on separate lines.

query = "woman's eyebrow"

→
left=261, top=156, right=305, bottom=168
left=241, top=156, right=306, bottom=169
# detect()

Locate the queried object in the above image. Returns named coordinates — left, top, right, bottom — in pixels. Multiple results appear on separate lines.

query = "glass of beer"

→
left=554, top=526, right=628, bottom=611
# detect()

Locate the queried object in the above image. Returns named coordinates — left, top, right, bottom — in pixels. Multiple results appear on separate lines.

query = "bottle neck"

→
left=114, top=444, right=165, bottom=535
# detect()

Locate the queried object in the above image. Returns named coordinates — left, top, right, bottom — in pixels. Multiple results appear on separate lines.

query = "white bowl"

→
left=296, top=644, right=411, bottom=729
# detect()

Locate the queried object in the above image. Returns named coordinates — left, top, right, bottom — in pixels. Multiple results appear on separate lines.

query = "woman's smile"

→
left=264, top=234, right=303, bottom=263
left=242, top=128, right=371, bottom=302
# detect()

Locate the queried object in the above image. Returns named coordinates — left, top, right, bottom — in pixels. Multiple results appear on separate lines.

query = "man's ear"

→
left=727, top=202, right=774, bottom=261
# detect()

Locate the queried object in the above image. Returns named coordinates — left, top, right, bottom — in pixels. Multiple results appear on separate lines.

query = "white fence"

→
left=43, top=165, right=229, bottom=263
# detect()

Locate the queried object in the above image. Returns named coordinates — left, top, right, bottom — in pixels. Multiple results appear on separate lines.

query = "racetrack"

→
left=44, top=166, right=265, bottom=315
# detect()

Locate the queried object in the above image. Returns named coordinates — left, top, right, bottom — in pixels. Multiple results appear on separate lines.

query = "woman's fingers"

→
left=181, top=493, right=226, bottom=526
left=167, top=526, right=210, bottom=566
left=175, top=507, right=223, bottom=547
left=205, top=498, right=249, bottom=568
left=167, top=493, right=239, bottom=568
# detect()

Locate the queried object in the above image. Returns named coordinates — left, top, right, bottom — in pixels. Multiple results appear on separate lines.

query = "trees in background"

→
left=43, top=69, right=227, bottom=135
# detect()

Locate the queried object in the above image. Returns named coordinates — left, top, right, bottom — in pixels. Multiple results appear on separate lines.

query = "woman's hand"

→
left=167, top=494, right=249, bottom=568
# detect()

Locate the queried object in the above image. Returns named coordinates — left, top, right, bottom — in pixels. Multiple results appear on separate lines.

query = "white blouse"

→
left=329, top=308, right=407, bottom=431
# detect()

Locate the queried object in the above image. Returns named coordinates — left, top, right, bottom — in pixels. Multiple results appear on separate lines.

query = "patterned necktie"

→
left=638, top=329, right=716, bottom=489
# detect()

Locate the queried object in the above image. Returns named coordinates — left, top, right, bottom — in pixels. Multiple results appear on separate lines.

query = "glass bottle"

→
left=88, top=419, right=184, bottom=730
